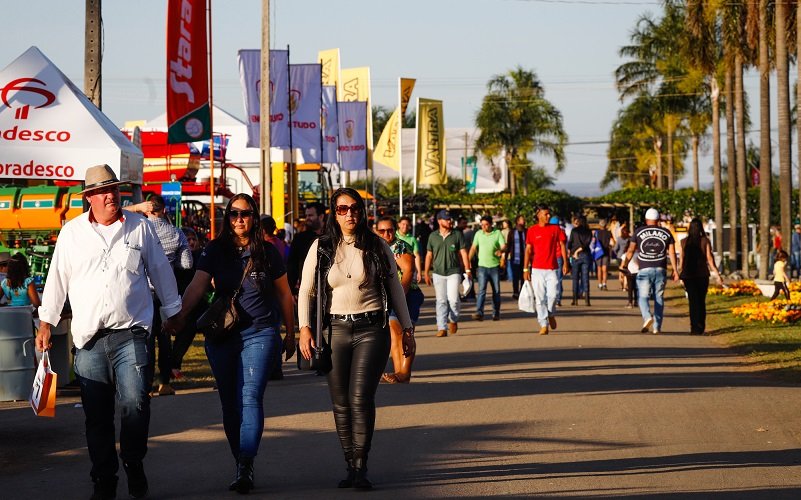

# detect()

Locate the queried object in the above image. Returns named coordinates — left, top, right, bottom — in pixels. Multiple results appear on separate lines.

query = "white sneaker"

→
left=641, top=317, right=654, bottom=333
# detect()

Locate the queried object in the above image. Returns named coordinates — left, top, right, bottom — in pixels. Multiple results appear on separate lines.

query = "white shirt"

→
left=39, top=211, right=182, bottom=348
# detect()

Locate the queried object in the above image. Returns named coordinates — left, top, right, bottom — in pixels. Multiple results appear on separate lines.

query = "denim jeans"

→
left=572, top=253, right=591, bottom=300
left=476, top=266, right=501, bottom=316
left=205, top=324, right=281, bottom=459
left=637, top=267, right=667, bottom=331
left=555, top=257, right=564, bottom=303
left=792, top=251, right=801, bottom=278
left=73, top=327, right=151, bottom=481
left=432, top=273, right=461, bottom=330
left=531, top=268, right=558, bottom=327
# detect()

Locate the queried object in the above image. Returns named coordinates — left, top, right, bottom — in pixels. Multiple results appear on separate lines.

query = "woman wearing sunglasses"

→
left=177, top=193, right=296, bottom=494
left=298, top=188, right=413, bottom=490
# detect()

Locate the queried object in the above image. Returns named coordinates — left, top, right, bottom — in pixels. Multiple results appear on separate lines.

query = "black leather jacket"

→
left=310, top=237, right=390, bottom=330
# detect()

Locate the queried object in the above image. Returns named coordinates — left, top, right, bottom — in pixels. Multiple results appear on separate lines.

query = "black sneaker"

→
left=123, top=461, right=148, bottom=499
left=90, top=476, right=118, bottom=500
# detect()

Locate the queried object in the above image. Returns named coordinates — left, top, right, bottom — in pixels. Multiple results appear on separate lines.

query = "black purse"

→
left=297, top=256, right=332, bottom=373
left=196, top=266, right=248, bottom=342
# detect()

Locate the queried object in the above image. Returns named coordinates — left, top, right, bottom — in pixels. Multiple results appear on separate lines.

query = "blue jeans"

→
left=531, top=268, right=558, bottom=326
left=572, top=253, right=591, bottom=300
left=432, top=273, right=461, bottom=329
left=556, top=257, right=564, bottom=303
left=791, top=251, right=801, bottom=278
left=637, top=267, right=667, bottom=331
left=476, top=266, right=501, bottom=316
left=73, top=327, right=151, bottom=481
left=205, top=324, right=281, bottom=459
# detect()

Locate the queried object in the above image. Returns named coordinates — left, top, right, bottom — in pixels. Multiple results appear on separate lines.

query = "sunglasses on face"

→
left=335, top=203, right=360, bottom=216
left=376, top=228, right=393, bottom=234
left=229, top=209, right=255, bottom=219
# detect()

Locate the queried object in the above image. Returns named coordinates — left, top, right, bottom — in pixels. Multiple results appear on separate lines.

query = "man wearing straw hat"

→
left=36, top=164, right=183, bottom=500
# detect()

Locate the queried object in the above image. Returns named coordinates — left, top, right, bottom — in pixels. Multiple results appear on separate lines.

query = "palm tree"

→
left=475, top=67, right=567, bottom=196
left=775, top=0, right=792, bottom=256
left=752, top=0, right=772, bottom=280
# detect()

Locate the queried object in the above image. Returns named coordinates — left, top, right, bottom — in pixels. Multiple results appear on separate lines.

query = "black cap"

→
left=436, top=209, right=452, bottom=220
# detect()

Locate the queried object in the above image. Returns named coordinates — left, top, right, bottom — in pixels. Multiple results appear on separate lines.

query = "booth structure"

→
left=0, top=46, right=145, bottom=395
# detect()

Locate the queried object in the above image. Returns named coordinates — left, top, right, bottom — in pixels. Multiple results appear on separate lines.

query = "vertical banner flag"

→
left=289, top=64, right=322, bottom=162
left=416, top=98, right=446, bottom=185
left=166, top=0, right=210, bottom=144
left=373, top=107, right=400, bottom=171
left=322, top=85, right=338, bottom=164
left=338, top=101, right=368, bottom=171
left=400, top=78, right=416, bottom=118
left=318, top=48, right=340, bottom=87
left=339, top=67, right=373, bottom=164
left=237, top=49, right=290, bottom=148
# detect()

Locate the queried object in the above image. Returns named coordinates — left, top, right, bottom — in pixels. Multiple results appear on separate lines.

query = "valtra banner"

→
left=166, top=0, right=210, bottom=144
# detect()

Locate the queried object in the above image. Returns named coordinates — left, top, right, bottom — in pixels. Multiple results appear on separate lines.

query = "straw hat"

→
left=81, top=164, right=125, bottom=194
left=0, top=252, right=11, bottom=264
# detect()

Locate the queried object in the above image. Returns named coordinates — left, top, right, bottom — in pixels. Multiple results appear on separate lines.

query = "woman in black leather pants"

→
left=298, top=188, right=413, bottom=490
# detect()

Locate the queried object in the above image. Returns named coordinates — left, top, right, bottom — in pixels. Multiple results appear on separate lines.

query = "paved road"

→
left=2, top=279, right=801, bottom=499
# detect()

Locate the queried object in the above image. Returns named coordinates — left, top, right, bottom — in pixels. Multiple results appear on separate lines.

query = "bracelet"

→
left=523, top=268, right=530, bottom=272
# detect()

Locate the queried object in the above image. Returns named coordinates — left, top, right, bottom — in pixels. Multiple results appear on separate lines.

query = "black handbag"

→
left=297, top=257, right=332, bottom=373
left=196, top=266, right=248, bottom=342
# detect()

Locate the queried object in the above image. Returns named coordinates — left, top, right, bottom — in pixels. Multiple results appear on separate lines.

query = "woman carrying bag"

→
left=176, top=194, right=296, bottom=494
left=678, top=218, right=721, bottom=335
left=298, top=188, right=413, bottom=490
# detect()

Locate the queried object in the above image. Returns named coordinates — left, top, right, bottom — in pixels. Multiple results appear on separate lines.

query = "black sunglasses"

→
left=376, top=228, right=394, bottom=234
left=229, top=209, right=255, bottom=219
left=335, top=203, right=360, bottom=216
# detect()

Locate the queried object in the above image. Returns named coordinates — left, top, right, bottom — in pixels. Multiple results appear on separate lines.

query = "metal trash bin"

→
left=48, top=317, right=73, bottom=387
left=0, top=306, right=37, bottom=401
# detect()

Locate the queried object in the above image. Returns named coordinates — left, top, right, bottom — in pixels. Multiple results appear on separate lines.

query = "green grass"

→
left=171, top=339, right=215, bottom=389
left=697, top=291, right=801, bottom=383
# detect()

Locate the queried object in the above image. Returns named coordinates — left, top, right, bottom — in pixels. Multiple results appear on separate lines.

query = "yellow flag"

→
left=416, top=98, right=446, bottom=185
left=373, top=107, right=400, bottom=171
left=318, top=48, right=340, bottom=87
left=400, top=78, right=415, bottom=118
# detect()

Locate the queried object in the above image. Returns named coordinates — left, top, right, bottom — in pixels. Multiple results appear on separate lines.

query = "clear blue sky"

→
left=1, top=0, right=773, bottom=191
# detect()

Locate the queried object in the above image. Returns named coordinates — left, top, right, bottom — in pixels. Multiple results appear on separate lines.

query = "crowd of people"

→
left=29, top=165, right=798, bottom=498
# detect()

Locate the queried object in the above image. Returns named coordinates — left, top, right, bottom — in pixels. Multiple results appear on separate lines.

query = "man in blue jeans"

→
left=623, top=208, right=679, bottom=334
left=36, top=165, right=183, bottom=500
left=469, top=215, right=507, bottom=321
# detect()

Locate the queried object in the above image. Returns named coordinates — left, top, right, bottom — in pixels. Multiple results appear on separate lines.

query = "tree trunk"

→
left=666, top=118, right=674, bottom=190
left=798, top=1, right=801, bottom=236
left=725, top=64, right=737, bottom=273
left=776, top=0, right=792, bottom=253
left=655, top=137, right=662, bottom=190
left=712, top=78, right=723, bottom=262
left=758, top=0, right=772, bottom=280
left=507, top=152, right=516, bottom=197
left=735, top=54, right=749, bottom=277
left=692, top=135, right=700, bottom=192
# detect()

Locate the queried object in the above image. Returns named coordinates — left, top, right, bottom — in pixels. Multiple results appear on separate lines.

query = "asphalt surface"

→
left=2, top=278, right=801, bottom=499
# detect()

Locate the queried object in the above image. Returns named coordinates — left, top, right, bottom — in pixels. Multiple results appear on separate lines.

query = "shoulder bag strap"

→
left=232, top=260, right=249, bottom=300
left=315, top=256, right=324, bottom=349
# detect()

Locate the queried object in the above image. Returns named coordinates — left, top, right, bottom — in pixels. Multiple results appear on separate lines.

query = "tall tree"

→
left=475, top=67, right=567, bottom=196
left=775, top=0, right=792, bottom=256
left=756, top=0, right=772, bottom=279
left=725, top=65, right=738, bottom=272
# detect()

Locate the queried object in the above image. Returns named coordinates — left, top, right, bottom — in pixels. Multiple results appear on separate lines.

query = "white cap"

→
left=645, top=208, right=659, bottom=221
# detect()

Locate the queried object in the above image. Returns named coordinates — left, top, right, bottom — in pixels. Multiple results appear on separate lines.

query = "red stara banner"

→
left=166, top=0, right=210, bottom=144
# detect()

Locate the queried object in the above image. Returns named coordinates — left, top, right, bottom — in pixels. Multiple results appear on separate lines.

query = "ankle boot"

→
left=338, top=458, right=356, bottom=488
left=229, top=456, right=254, bottom=494
left=352, top=457, right=372, bottom=490
left=571, top=291, right=578, bottom=306
left=585, top=291, right=591, bottom=306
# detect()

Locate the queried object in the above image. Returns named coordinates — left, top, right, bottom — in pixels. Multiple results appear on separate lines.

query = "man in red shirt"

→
left=523, top=204, right=570, bottom=335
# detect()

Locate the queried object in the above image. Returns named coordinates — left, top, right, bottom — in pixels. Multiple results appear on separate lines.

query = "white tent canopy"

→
left=0, top=46, right=143, bottom=184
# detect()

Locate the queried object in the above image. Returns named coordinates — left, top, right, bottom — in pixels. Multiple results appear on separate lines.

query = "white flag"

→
left=322, top=85, right=338, bottom=164
left=337, top=101, right=367, bottom=171
left=237, top=49, right=290, bottom=148
left=289, top=64, right=322, bottom=162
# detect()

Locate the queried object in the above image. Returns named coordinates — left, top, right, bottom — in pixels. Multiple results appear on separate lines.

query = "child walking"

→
left=770, top=250, right=791, bottom=301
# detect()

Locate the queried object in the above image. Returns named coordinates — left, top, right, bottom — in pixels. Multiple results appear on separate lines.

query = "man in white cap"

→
left=623, top=207, right=678, bottom=334
left=36, top=164, right=183, bottom=499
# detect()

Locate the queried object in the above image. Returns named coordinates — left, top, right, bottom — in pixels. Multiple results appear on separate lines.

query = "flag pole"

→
left=287, top=45, right=295, bottom=222
left=259, top=0, right=271, bottom=215
left=398, top=78, right=403, bottom=218
left=207, top=0, right=216, bottom=238
left=319, top=60, right=325, bottom=203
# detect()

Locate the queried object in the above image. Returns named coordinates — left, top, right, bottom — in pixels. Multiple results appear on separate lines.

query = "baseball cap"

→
left=549, top=216, right=559, bottom=225
left=436, top=209, right=452, bottom=221
left=645, top=208, right=659, bottom=221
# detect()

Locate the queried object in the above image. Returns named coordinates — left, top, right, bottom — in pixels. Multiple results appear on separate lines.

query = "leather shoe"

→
left=436, top=329, right=447, bottom=337
left=352, top=458, right=372, bottom=490
left=338, top=459, right=355, bottom=488
left=448, top=322, right=458, bottom=334
left=229, top=456, right=254, bottom=494
left=90, top=475, right=118, bottom=500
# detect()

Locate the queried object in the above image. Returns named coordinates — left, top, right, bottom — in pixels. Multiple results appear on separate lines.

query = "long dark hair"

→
left=217, top=193, right=271, bottom=290
left=7, top=257, right=29, bottom=289
left=322, top=187, right=391, bottom=290
left=686, top=218, right=706, bottom=248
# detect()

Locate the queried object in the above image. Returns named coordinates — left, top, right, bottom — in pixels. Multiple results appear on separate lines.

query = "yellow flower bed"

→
left=708, top=280, right=762, bottom=297
left=731, top=292, right=801, bottom=324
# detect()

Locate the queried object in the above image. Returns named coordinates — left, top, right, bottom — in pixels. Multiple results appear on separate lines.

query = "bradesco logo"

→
left=0, top=77, right=72, bottom=143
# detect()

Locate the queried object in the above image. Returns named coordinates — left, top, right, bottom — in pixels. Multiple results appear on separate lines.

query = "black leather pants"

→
left=326, top=313, right=390, bottom=463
